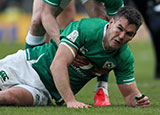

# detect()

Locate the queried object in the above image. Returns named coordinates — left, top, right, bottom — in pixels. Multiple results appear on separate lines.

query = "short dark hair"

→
left=114, top=6, right=143, bottom=30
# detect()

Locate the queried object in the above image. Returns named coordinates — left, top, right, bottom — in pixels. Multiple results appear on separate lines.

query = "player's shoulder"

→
left=68, top=18, right=108, bottom=30
left=117, top=44, right=134, bottom=62
left=78, top=18, right=108, bottom=34
left=78, top=18, right=107, bottom=41
left=80, top=18, right=108, bottom=25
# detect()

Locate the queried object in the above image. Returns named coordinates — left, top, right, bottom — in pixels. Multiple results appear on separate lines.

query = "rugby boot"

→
left=94, top=88, right=111, bottom=106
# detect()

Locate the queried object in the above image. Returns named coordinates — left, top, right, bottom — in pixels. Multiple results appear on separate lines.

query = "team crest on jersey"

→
left=67, top=30, right=79, bottom=42
left=103, top=61, right=115, bottom=69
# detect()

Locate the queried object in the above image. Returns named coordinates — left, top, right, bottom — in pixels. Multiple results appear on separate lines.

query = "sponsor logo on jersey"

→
left=70, top=65, right=87, bottom=76
left=0, top=70, right=9, bottom=83
left=103, top=61, right=115, bottom=69
left=67, top=30, right=79, bottom=42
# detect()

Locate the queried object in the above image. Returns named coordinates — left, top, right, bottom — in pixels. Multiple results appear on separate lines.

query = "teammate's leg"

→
left=0, top=50, right=52, bottom=106
left=57, top=0, right=76, bottom=29
left=45, top=0, right=76, bottom=43
left=25, top=0, right=46, bottom=47
left=0, top=87, right=33, bottom=106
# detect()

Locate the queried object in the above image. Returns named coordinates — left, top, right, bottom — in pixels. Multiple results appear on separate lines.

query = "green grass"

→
left=0, top=41, right=159, bottom=115
left=0, top=42, right=25, bottom=59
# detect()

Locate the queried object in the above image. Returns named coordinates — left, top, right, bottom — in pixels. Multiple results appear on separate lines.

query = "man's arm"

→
left=50, top=43, right=92, bottom=108
left=41, top=3, right=62, bottom=44
left=83, top=0, right=109, bottom=21
left=118, top=82, right=150, bottom=107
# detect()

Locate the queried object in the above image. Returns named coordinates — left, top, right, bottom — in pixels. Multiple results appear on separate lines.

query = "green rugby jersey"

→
left=25, top=18, right=135, bottom=102
left=43, top=0, right=70, bottom=9
left=60, top=18, right=135, bottom=84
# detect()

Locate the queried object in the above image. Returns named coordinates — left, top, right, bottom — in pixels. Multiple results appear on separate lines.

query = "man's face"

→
left=104, top=16, right=137, bottom=50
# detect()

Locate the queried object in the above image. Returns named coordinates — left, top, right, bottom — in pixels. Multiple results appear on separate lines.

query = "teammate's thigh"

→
left=0, top=87, right=33, bottom=106
left=0, top=85, right=52, bottom=106
left=0, top=50, right=53, bottom=106
left=14, top=85, right=53, bottom=106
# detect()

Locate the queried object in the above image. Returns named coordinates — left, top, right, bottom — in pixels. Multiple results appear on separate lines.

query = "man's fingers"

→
left=136, top=96, right=150, bottom=107
left=67, top=102, right=92, bottom=108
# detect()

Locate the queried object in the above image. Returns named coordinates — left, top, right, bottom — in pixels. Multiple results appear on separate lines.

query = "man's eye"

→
left=126, top=32, right=133, bottom=37
left=118, top=27, right=123, bottom=31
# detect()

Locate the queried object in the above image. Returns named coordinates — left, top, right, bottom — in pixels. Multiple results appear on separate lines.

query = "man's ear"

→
left=108, top=18, right=114, bottom=28
left=109, top=18, right=114, bottom=23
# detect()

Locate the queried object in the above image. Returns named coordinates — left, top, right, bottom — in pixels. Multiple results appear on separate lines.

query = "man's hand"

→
left=135, top=95, right=150, bottom=107
left=118, top=82, right=150, bottom=108
left=66, top=100, right=92, bottom=108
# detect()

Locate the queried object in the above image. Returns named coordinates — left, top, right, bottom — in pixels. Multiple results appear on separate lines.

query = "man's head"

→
left=104, top=6, right=143, bottom=50
left=113, top=6, right=142, bottom=30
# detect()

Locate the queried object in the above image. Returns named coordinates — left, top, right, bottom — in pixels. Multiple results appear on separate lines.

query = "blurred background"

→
left=0, top=0, right=33, bottom=43
left=0, top=0, right=151, bottom=43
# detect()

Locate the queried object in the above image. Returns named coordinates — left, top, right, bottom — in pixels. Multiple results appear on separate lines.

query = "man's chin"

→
left=110, top=46, right=120, bottom=50
left=107, top=44, right=120, bottom=50
left=108, top=47, right=118, bottom=51
left=110, top=43, right=121, bottom=50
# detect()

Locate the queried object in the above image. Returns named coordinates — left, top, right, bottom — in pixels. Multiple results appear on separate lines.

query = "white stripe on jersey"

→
left=27, top=53, right=45, bottom=64
left=44, top=0, right=58, bottom=6
left=60, top=42, right=76, bottom=58
left=26, top=49, right=30, bottom=60
left=123, top=78, right=135, bottom=82
left=26, top=49, right=45, bottom=64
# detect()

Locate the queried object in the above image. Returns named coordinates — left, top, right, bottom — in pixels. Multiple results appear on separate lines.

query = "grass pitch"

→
left=0, top=41, right=159, bottom=115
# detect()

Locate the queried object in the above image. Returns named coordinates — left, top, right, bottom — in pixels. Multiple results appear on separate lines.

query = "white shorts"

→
left=0, top=50, right=52, bottom=106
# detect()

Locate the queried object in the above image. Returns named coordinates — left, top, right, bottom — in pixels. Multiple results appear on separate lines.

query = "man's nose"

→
left=119, top=31, right=125, bottom=40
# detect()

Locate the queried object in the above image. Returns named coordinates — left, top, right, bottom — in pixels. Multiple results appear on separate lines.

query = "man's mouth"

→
left=114, top=39, right=121, bottom=44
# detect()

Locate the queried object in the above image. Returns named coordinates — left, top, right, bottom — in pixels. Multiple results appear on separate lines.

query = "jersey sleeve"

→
left=60, top=18, right=108, bottom=58
left=114, top=45, right=135, bottom=84
left=100, top=0, right=124, bottom=16
left=43, top=0, right=61, bottom=7
left=59, top=21, right=86, bottom=56
left=43, top=0, right=70, bottom=9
